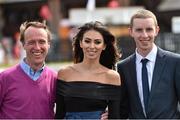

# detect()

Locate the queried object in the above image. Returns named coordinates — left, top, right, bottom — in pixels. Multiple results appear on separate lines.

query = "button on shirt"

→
left=135, top=44, right=157, bottom=115
left=20, top=59, right=45, bottom=81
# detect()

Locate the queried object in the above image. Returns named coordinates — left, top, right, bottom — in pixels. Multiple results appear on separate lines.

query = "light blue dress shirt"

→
left=20, top=59, right=45, bottom=81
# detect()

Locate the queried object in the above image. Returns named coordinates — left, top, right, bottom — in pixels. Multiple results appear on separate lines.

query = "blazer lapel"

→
left=129, top=54, right=145, bottom=114
left=148, top=48, right=166, bottom=103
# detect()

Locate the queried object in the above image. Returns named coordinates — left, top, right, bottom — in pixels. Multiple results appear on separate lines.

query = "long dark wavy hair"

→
left=72, top=21, right=120, bottom=69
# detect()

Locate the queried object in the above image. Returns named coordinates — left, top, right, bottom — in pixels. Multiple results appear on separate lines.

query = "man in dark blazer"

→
left=117, top=9, right=180, bottom=119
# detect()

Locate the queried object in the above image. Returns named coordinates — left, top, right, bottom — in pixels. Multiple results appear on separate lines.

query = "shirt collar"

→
left=20, top=58, right=45, bottom=73
left=136, top=44, right=157, bottom=64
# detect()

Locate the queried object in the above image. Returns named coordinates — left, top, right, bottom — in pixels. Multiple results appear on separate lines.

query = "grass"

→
left=0, top=63, right=12, bottom=68
left=47, top=61, right=72, bottom=65
left=0, top=60, right=72, bottom=69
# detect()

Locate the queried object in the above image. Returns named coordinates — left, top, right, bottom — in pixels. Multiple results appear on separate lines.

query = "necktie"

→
left=141, top=59, right=149, bottom=113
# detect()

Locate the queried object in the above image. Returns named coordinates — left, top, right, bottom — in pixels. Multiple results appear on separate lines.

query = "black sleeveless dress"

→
left=55, top=79, right=121, bottom=119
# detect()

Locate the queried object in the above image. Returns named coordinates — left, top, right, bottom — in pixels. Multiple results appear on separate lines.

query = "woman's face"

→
left=80, top=30, right=106, bottom=61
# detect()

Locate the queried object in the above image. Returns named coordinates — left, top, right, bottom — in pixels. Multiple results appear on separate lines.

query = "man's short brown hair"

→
left=19, top=21, right=51, bottom=45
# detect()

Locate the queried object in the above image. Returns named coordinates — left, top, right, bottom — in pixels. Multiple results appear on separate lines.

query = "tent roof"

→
left=158, top=0, right=180, bottom=12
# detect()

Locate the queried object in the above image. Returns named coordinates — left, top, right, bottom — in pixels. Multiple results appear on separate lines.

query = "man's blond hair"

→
left=130, top=9, right=158, bottom=27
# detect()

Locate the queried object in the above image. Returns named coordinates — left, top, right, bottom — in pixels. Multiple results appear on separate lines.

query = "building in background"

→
left=0, top=0, right=180, bottom=64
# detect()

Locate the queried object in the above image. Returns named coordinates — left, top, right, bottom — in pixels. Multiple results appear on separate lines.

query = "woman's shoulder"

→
left=57, top=65, right=75, bottom=80
left=105, top=69, right=121, bottom=86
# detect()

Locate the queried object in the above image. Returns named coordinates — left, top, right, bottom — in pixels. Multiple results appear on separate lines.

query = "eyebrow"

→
left=84, top=37, right=102, bottom=41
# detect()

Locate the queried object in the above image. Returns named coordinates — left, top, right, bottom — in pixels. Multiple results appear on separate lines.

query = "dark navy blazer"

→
left=117, top=48, right=180, bottom=119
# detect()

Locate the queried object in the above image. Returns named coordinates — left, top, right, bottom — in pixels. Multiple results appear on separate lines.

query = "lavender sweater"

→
left=0, top=64, right=57, bottom=119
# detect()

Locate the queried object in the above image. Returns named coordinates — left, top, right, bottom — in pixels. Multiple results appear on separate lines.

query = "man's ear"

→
left=155, top=26, right=160, bottom=36
left=46, top=40, right=50, bottom=48
left=128, top=27, right=133, bottom=37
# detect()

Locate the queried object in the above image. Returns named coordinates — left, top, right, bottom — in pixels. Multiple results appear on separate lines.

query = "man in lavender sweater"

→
left=0, top=21, right=57, bottom=118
